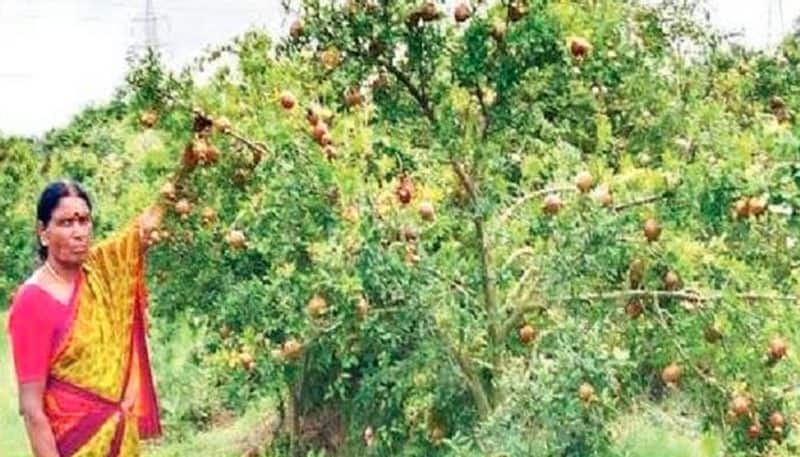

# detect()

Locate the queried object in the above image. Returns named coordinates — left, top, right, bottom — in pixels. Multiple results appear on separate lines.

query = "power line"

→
left=129, top=0, right=169, bottom=57
left=766, top=0, right=789, bottom=48
left=139, top=0, right=159, bottom=49
left=768, top=0, right=773, bottom=48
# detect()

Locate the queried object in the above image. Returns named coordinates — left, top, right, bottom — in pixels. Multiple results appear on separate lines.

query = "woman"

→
left=7, top=180, right=164, bottom=456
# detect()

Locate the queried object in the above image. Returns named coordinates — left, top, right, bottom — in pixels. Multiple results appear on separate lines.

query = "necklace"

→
left=44, top=260, right=72, bottom=285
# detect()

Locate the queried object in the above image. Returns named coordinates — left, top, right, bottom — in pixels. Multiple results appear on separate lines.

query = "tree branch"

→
left=227, top=129, right=270, bottom=159
left=474, top=85, right=492, bottom=139
left=612, top=193, right=670, bottom=212
left=308, top=17, right=436, bottom=126
left=503, top=263, right=538, bottom=308
left=497, top=186, right=575, bottom=224
left=448, top=344, right=492, bottom=419
left=475, top=220, right=499, bottom=322
left=448, top=152, right=500, bottom=406
left=501, top=289, right=799, bottom=339
left=497, top=189, right=674, bottom=226
left=378, top=58, right=436, bottom=124
left=429, top=323, right=491, bottom=419
left=500, top=246, right=536, bottom=272
left=451, top=159, right=478, bottom=201
left=474, top=218, right=501, bottom=391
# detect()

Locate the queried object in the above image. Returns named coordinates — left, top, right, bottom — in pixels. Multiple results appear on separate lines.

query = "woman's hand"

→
left=19, top=381, right=61, bottom=457
left=138, top=205, right=164, bottom=252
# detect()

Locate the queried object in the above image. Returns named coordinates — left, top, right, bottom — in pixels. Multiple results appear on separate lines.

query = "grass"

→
left=143, top=396, right=279, bottom=457
left=1, top=311, right=31, bottom=457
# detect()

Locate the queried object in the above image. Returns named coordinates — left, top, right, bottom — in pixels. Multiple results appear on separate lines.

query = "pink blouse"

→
left=7, top=280, right=79, bottom=384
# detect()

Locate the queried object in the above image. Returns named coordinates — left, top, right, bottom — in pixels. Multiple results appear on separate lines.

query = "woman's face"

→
left=39, top=196, right=93, bottom=266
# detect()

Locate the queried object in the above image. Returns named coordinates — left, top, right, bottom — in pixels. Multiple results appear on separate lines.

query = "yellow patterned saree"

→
left=44, top=222, right=162, bottom=456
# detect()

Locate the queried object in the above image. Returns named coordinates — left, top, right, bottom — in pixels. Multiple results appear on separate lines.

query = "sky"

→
left=0, top=0, right=798, bottom=137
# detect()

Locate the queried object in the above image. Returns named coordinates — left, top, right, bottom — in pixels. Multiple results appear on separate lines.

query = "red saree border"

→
left=49, top=268, right=86, bottom=363
left=48, top=377, right=117, bottom=457
left=108, top=413, right=127, bottom=457
left=131, top=277, right=162, bottom=438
